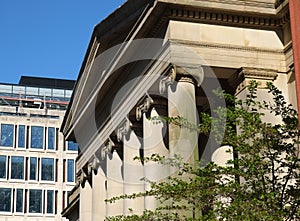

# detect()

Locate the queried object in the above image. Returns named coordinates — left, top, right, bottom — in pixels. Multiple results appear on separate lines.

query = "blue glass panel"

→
left=67, top=159, right=74, bottom=182
left=67, top=141, right=78, bottom=151
left=48, top=127, right=55, bottom=150
left=1, top=124, right=14, bottom=147
left=18, top=125, right=25, bottom=148
left=47, top=190, right=54, bottom=214
left=29, top=189, right=42, bottom=213
left=0, top=156, right=6, bottom=179
left=31, top=126, right=44, bottom=149
left=41, top=158, right=54, bottom=181
left=29, top=158, right=37, bottom=180
left=16, top=189, right=23, bottom=213
left=11, top=156, right=24, bottom=179
left=0, top=188, right=11, bottom=212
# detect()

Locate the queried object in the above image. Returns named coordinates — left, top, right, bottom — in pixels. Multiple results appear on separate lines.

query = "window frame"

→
left=10, top=156, right=25, bottom=181
left=15, top=188, right=24, bottom=214
left=30, top=125, right=44, bottom=150
left=0, top=187, right=12, bottom=214
left=28, top=189, right=43, bottom=214
left=17, top=125, right=26, bottom=149
left=47, top=127, right=56, bottom=150
left=66, top=159, right=75, bottom=183
left=40, top=158, right=55, bottom=182
left=29, top=157, right=38, bottom=181
left=45, top=189, right=55, bottom=215
left=0, top=155, right=7, bottom=180
left=67, top=140, right=78, bottom=152
left=0, top=123, right=15, bottom=148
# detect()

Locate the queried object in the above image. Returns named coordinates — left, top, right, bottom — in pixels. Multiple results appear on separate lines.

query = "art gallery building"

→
left=61, top=0, right=300, bottom=220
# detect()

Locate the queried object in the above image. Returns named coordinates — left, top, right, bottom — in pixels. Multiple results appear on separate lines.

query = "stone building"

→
left=61, top=0, right=299, bottom=220
left=0, top=76, right=77, bottom=220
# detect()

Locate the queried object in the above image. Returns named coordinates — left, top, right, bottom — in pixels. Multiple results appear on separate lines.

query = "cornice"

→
left=167, top=3, right=289, bottom=30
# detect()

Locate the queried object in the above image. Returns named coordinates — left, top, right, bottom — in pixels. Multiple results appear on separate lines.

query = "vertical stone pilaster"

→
left=79, top=170, right=93, bottom=221
left=123, top=129, right=144, bottom=215
left=106, top=149, right=124, bottom=217
left=235, top=67, right=278, bottom=124
left=91, top=156, right=106, bottom=221
left=168, top=71, right=199, bottom=168
left=143, top=108, right=169, bottom=210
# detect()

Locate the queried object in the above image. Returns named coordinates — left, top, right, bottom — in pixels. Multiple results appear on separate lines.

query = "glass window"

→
left=0, top=84, right=12, bottom=94
left=67, top=141, right=78, bottom=151
left=39, top=88, right=52, bottom=97
left=31, top=126, right=44, bottom=149
left=0, top=124, right=14, bottom=147
left=67, top=159, right=75, bottom=182
left=52, top=89, right=64, bottom=98
left=0, top=156, right=6, bottom=179
left=48, top=127, right=55, bottom=150
left=0, top=188, right=11, bottom=212
left=41, top=158, right=54, bottom=181
left=46, top=190, right=54, bottom=214
left=29, top=189, right=42, bottom=213
left=26, top=87, right=39, bottom=96
left=16, top=189, right=23, bottom=213
left=18, top=125, right=25, bottom=148
left=12, top=85, right=26, bottom=95
left=29, top=157, right=37, bottom=180
left=65, top=90, right=72, bottom=98
left=11, top=156, right=24, bottom=179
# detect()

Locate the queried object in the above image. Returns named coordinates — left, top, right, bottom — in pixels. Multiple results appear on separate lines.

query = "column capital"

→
left=117, top=117, right=132, bottom=142
left=100, top=138, right=114, bottom=160
left=235, top=67, right=278, bottom=94
left=159, top=64, right=204, bottom=94
left=176, top=65, right=204, bottom=87
left=159, top=65, right=177, bottom=94
left=89, top=154, right=101, bottom=175
left=136, top=94, right=154, bottom=121
left=77, top=169, right=90, bottom=188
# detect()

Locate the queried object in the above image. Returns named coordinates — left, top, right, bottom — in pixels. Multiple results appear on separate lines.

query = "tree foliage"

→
left=106, top=81, right=300, bottom=221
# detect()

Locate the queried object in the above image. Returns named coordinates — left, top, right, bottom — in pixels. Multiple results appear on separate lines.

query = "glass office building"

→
left=0, top=76, right=77, bottom=220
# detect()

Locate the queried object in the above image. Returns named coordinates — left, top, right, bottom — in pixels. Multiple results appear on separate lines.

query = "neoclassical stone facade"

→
left=61, top=0, right=297, bottom=220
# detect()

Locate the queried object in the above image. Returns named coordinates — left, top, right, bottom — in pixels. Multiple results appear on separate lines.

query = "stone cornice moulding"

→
left=162, top=0, right=277, bottom=9
left=168, top=3, right=289, bottom=29
left=63, top=38, right=100, bottom=138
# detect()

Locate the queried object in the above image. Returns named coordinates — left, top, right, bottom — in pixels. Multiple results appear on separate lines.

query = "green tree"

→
left=106, top=81, right=300, bottom=221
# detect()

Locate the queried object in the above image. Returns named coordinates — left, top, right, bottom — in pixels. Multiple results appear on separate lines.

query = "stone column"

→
left=122, top=127, right=145, bottom=215
left=79, top=170, right=93, bottom=221
left=143, top=107, right=169, bottom=210
left=106, top=143, right=124, bottom=217
left=166, top=66, right=202, bottom=168
left=234, top=67, right=278, bottom=123
left=91, top=156, right=107, bottom=221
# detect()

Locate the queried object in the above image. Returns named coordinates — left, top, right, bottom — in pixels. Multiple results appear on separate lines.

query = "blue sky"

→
left=0, top=0, right=126, bottom=84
